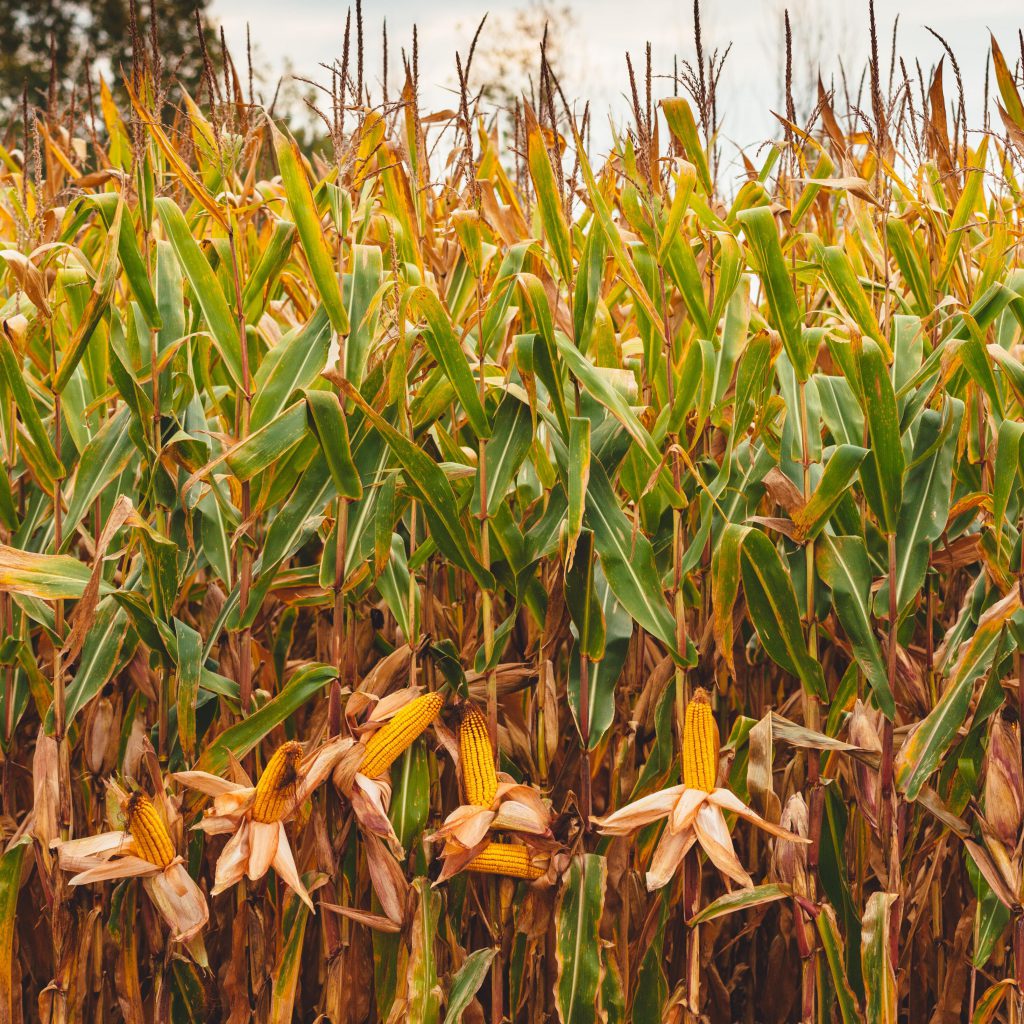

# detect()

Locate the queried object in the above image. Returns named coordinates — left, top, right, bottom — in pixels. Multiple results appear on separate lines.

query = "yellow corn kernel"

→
left=466, top=841, right=546, bottom=880
left=124, top=793, right=175, bottom=868
left=360, top=692, right=445, bottom=779
left=252, top=741, right=304, bottom=823
left=460, top=704, right=497, bottom=807
left=682, top=688, right=719, bottom=792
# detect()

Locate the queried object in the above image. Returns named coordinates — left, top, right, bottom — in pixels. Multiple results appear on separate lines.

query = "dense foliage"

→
left=3, top=14, right=1024, bottom=1023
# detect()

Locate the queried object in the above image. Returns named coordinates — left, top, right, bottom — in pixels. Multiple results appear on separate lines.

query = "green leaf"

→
left=740, top=529, right=827, bottom=699
left=992, top=418, right=1024, bottom=562
left=816, top=904, right=862, bottom=1024
left=250, top=307, right=332, bottom=431
left=860, top=892, right=898, bottom=1024
left=516, top=275, right=572, bottom=437
left=792, top=445, right=867, bottom=540
left=54, top=197, right=123, bottom=391
left=585, top=460, right=676, bottom=652
left=526, top=114, right=573, bottom=285
left=972, top=980, right=1016, bottom=1024
left=345, top=244, right=384, bottom=385
left=555, top=853, right=606, bottom=1024
left=569, top=145, right=665, bottom=347
left=967, top=853, right=1011, bottom=969
left=223, top=401, right=308, bottom=482
left=569, top=559, right=629, bottom=749
left=0, top=545, right=99, bottom=600
left=90, top=192, right=161, bottom=329
left=443, top=948, right=496, bottom=1024
left=658, top=162, right=697, bottom=260
left=408, top=878, right=442, bottom=1024
left=818, top=245, right=883, bottom=351
left=690, top=883, right=790, bottom=923
left=155, top=197, right=243, bottom=388
left=631, top=898, right=668, bottom=1021
left=304, top=390, right=362, bottom=499
left=938, top=138, right=987, bottom=291
left=63, top=405, right=135, bottom=544
left=379, top=533, right=418, bottom=640
left=896, top=591, right=1019, bottom=799
left=242, top=218, right=297, bottom=324
left=410, top=286, right=489, bottom=438
left=661, top=98, right=712, bottom=194
left=389, top=735, right=429, bottom=849
left=555, top=333, right=678, bottom=505
left=564, top=530, right=605, bottom=662
left=883, top=401, right=963, bottom=614
left=0, top=332, right=63, bottom=485
left=885, top=219, right=933, bottom=315
left=273, top=127, right=349, bottom=336
left=474, top=394, right=531, bottom=517
left=341, top=383, right=494, bottom=590
left=54, top=601, right=129, bottom=730
left=195, top=663, right=337, bottom=774
left=175, top=618, right=203, bottom=760
left=737, top=207, right=808, bottom=379
left=711, top=523, right=748, bottom=672
left=817, top=535, right=894, bottom=718
left=0, top=836, right=30, bottom=1024
left=268, top=876, right=317, bottom=1024
left=565, top=415, right=591, bottom=564
left=858, top=337, right=904, bottom=535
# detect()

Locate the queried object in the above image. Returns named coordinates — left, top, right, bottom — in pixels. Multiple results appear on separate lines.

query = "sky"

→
left=210, top=0, right=1023, bottom=174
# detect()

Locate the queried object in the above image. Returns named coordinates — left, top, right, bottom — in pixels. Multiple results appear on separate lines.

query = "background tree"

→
left=0, top=0, right=213, bottom=112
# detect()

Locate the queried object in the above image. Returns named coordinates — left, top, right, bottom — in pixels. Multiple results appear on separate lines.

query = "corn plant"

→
left=3, top=8, right=1024, bottom=1023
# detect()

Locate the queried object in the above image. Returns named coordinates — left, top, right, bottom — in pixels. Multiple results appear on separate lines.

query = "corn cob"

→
left=460, top=704, right=498, bottom=807
left=466, top=841, right=546, bottom=880
left=124, top=793, right=175, bottom=868
left=682, top=688, right=719, bottom=792
left=359, top=692, right=445, bottom=779
left=252, top=741, right=304, bottom=823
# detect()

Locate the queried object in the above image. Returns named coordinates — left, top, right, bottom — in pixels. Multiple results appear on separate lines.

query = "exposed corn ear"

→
left=252, top=741, right=304, bottom=823
left=459, top=704, right=497, bottom=807
left=682, top=688, right=719, bottom=792
left=359, top=692, right=445, bottom=779
left=466, top=841, right=546, bottom=880
left=124, top=793, right=175, bottom=868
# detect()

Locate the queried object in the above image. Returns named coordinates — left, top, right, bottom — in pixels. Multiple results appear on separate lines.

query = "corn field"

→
left=4, top=6, right=1024, bottom=1022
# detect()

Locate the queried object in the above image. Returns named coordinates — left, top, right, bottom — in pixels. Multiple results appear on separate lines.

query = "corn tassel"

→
left=682, top=688, right=719, bottom=792
left=252, top=741, right=304, bottom=823
left=460, top=704, right=498, bottom=807
left=360, top=692, right=445, bottom=779
left=124, top=793, right=175, bottom=868
left=466, top=841, right=546, bottom=880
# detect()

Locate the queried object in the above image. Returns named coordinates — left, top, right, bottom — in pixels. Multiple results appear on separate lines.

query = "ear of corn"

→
left=359, top=692, right=445, bottom=779
left=124, top=794, right=175, bottom=868
left=459, top=704, right=498, bottom=807
left=465, top=841, right=546, bottom=880
left=252, top=741, right=304, bottom=823
left=682, top=689, right=719, bottom=792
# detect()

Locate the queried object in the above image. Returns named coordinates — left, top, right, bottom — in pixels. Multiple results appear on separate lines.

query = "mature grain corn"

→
left=359, top=692, right=445, bottom=779
left=252, top=741, right=304, bottom=823
left=466, top=841, right=545, bottom=880
left=460, top=704, right=497, bottom=807
left=682, top=688, right=719, bottom=792
left=124, top=793, right=175, bottom=868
